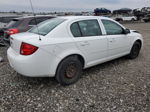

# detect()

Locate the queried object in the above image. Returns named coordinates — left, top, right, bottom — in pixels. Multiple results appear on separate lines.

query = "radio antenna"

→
left=29, top=0, right=41, bottom=41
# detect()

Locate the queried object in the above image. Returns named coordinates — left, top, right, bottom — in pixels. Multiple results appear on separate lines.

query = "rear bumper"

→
left=7, top=47, right=56, bottom=77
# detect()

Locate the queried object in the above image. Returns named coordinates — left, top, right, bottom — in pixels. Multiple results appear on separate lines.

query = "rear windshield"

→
left=29, top=18, right=66, bottom=36
left=6, top=19, right=22, bottom=28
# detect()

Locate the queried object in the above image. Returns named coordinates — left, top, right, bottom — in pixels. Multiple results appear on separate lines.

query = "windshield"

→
left=29, top=18, right=66, bottom=36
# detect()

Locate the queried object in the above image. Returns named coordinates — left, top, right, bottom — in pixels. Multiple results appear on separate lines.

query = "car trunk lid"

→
left=10, top=32, right=42, bottom=54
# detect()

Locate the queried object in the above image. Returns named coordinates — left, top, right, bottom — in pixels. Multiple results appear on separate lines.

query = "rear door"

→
left=70, top=19, right=108, bottom=66
left=101, top=19, right=131, bottom=57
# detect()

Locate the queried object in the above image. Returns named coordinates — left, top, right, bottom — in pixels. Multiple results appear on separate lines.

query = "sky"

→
left=0, top=0, right=150, bottom=12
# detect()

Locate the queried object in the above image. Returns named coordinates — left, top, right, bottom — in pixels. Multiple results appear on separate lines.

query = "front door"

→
left=101, top=19, right=130, bottom=57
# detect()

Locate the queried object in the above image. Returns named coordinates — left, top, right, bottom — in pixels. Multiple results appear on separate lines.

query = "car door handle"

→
left=80, top=41, right=89, bottom=46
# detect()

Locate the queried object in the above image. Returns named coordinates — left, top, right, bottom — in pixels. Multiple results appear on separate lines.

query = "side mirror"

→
left=124, top=29, right=130, bottom=34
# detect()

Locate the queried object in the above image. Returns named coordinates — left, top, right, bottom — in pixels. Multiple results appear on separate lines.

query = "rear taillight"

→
left=20, top=42, right=38, bottom=55
left=6, top=29, right=19, bottom=35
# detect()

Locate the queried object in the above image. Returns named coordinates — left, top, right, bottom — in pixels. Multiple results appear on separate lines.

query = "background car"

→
left=0, top=15, right=55, bottom=45
left=0, top=15, right=21, bottom=41
left=94, top=8, right=111, bottom=16
left=113, top=8, right=132, bottom=14
left=143, top=14, right=150, bottom=22
left=0, top=16, right=21, bottom=29
left=7, top=16, right=143, bottom=85
left=113, top=15, right=137, bottom=22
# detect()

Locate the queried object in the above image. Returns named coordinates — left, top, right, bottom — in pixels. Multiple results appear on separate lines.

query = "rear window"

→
left=29, top=18, right=66, bottom=36
left=6, top=19, right=22, bottom=28
left=70, top=22, right=82, bottom=37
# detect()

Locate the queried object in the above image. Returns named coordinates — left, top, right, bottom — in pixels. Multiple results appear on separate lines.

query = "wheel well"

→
left=135, top=39, right=142, bottom=48
left=77, top=55, right=85, bottom=67
left=60, top=54, right=85, bottom=67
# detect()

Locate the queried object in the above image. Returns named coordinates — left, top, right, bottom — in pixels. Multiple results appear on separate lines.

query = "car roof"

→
left=14, top=15, right=55, bottom=20
left=0, top=15, right=21, bottom=18
left=58, top=16, right=125, bottom=29
left=59, top=16, right=111, bottom=21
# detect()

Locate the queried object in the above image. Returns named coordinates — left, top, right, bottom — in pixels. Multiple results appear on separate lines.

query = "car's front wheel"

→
left=56, top=56, right=83, bottom=86
left=131, top=18, right=135, bottom=21
left=127, top=41, right=141, bottom=59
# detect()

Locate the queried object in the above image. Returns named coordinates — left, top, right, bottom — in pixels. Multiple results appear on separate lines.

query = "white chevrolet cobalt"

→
left=7, top=16, right=143, bottom=85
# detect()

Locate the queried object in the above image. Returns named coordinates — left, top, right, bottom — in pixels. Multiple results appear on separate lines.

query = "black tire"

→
left=127, top=41, right=141, bottom=59
left=116, top=18, right=123, bottom=22
left=131, top=18, right=135, bottom=21
left=56, top=56, right=83, bottom=86
left=0, top=37, right=5, bottom=47
left=120, top=19, right=123, bottom=22
left=144, top=20, right=148, bottom=23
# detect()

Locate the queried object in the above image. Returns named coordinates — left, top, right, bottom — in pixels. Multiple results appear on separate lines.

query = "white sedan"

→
left=7, top=16, right=143, bottom=85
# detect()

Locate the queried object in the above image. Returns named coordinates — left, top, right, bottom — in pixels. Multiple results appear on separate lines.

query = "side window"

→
left=78, top=20, right=102, bottom=37
left=70, top=22, right=82, bottom=37
left=102, top=20, right=124, bottom=35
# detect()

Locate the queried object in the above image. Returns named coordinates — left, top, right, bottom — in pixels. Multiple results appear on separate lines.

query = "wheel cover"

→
left=65, top=63, right=77, bottom=79
left=133, top=45, right=140, bottom=56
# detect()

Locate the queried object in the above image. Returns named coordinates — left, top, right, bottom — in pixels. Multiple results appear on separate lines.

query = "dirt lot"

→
left=0, top=22, right=150, bottom=112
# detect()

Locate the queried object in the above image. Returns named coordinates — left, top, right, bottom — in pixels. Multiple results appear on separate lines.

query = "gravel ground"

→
left=0, top=23, right=150, bottom=112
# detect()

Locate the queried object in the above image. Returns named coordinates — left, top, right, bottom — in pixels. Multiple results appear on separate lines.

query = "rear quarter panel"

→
left=38, top=37, right=86, bottom=75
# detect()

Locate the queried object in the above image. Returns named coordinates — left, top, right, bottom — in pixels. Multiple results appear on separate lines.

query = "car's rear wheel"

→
left=127, top=41, right=141, bottom=59
left=0, top=37, right=6, bottom=47
left=56, top=56, right=83, bottom=86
